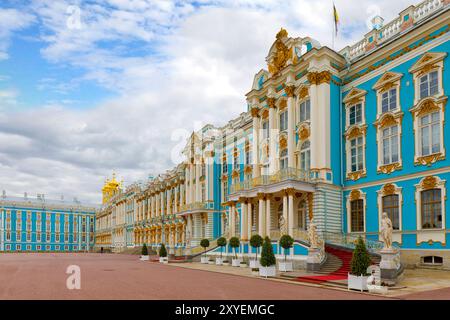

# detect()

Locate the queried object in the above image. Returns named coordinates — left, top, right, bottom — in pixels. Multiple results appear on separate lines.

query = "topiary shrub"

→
left=350, top=237, right=371, bottom=276
left=279, top=234, right=294, bottom=262
left=159, top=243, right=167, bottom=258
left=229, top=237, right=240, bottom=259
left=200, top=238, right=210, bottom=257
left=250, top=234, right=263, bottom=260
left=260, top=237, right=276, bottom=267
left=217, top=237, right=227, bottom=259
left=141, top=243, right=148, bottom=256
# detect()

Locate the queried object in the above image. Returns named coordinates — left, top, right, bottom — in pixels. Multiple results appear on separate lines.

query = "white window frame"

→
left=346, top=190, right=366, bottom=234
left=414, top=176, right=446, bottom=244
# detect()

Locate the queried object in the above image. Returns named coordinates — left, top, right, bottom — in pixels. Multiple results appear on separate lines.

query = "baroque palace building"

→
left=96, top=0, right=450, bottom=268
left=0, top=192, right=96, bottom=252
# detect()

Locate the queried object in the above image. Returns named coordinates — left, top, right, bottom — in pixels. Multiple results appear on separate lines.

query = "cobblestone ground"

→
left=0, top=253, right=441, bottom=300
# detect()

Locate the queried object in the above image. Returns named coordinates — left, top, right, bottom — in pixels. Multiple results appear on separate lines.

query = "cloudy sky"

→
left=0, top=0, right=417, bottom=203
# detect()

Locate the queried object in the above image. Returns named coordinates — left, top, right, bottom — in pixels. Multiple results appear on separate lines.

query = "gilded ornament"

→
left=267, top=97, right=276, bottom=108
left=382, top=183, right=396, bottom=196
left=279, top=136, right=287, bottom=150
left=422, top=176, right=438, bottom=190
left=379, top=114, right=398, bottom=128
left=285, top=85, right=296, bottom=97
left=279, top=99, right=287, bottom=110
left=268, top=29, right=292, bottom=76
left=415, top=153, right=444, bottom=166
left=416, top=99, right=440, bottom=118
left=251, top=107, right=260, bottom=118
left=299, top=126, right=310, bottom=140
left=349, top=190, right=361, bottom=201
left=346, top=126, right=366, bottom=140
left=299, top=87, right=309, bottom=99
left=378, top=163, right=401, bottom=174
left=307, top=193, right=314, bottom=220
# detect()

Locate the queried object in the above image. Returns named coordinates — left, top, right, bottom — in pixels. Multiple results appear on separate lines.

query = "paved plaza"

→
left=0, top=253, right=447, bottom=300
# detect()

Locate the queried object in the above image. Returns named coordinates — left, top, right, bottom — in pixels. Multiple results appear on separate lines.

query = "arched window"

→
left=280, top=149, right=288, bottom=170
left=421, top=189, right=442, bottom=229
left=297, top=200, right=307, bottom=230
left=300, top=141, right=310, bottom=171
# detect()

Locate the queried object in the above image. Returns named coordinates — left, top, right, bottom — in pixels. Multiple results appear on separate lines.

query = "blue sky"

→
left=0, top=0, right=417, bottom=203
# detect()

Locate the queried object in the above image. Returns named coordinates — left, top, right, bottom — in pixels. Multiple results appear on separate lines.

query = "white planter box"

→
left=240, top=262, right=247, bottom=268
left=278, top=261, right=293, bottom=272
left=140, top=255, right=149, bottom=261
left=159, top=257, right=168, bottom=264
left=348, top=273, right=369, bottom=291
left=208, top=260, right=215, bottom=265
left=259, top=265, right=276, bottom=278
left=201, top=256, right=209, bottom=264
left=232, top=258, right=242, bottom=267
left=249, top=259, right=260, bottom=268
left=215, top=257, right=223, bottom=265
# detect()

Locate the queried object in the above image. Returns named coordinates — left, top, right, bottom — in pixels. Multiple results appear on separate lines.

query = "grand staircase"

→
left=293, top=245, right=381, bottom=285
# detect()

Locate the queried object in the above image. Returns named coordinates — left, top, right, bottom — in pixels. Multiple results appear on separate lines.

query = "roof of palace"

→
left=0, top=194, right=99, bottom=212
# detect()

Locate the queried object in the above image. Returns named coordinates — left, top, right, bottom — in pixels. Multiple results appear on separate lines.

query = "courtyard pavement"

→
left=0, top=253, right=448, bottom=300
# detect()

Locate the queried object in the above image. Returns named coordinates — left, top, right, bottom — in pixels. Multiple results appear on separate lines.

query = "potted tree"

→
left=200, top=238, right=210, bottom=264
left=249, top=234, right=263, bottom=269
left=348, top=237, right=371, bottom=291
left=229, top=237, right=241, bottom=267
left=259, top=237, right=277, bottom=278
left=159, top=243, right=168, bottom=263
left=278, top=235, right=294, bottom=272
left=140, top=243, right=149, bottom=261
left=216, top=237, right=227, bottom=265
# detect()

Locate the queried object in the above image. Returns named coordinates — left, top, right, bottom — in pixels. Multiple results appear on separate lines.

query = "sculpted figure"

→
left=381, top=212, right=393, bottom=250
left=279, top=215, right=287, bottom=235
left=308, top=218, right=319, bottom=249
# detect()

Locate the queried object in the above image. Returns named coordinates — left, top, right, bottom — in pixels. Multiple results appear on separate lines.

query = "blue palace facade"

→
left=95, top=0, right=450, bottom=269
left=0, top=193, right=97, bottom=252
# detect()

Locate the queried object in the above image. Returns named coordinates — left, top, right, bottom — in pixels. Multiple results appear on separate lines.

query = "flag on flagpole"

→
left=333, top=3, right=339, bottom=36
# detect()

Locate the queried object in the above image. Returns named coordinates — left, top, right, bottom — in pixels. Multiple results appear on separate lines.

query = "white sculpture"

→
left=380, top=212, right=393, bottom=251
left=223, top=215, right=229, bottom=236
left=279, top=215, right=287, bottom=235
left=186, top=230, right=191, bottom=248
left=307, top=218, right=319, bottom=249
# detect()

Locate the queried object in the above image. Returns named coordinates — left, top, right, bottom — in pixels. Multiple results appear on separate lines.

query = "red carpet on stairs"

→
left=294, top=246, right=352, bottom=284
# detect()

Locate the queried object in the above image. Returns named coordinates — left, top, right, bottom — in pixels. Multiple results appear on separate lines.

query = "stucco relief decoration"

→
left=382, top=183, right=396, bottom=196
left=268, top=28, right=292, bottom=76
left=307, top=71, right=331, bottom=85
left=346, top=126, right=366, bottom=140
left=299, top=87, right=309, bottom=99
left=421, top=176, right=438, bottom=190
left=267, top=97, right=277, bottom=108
left=349, top=190, right=361, bottom=201
left=378, top=163, right=402, bottom=174
left=298, top=124, right=310, bottom=140
left=285, top=85, right=296, bottom=98
left=251, top=107, right=260, bottom=118
left=279, top=99, right=287, bottom=111
left=279, top=135, right=287, bottom=150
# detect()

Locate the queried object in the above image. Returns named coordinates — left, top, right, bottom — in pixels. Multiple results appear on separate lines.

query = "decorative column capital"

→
left=307, top=70, right=331, bottom=85
left=285, top=188, right=296, bottom=196
left=285, top=85, right=296, bottom=98
left=267, top=97, right=277, bottom=108
left=251, top=107, right=260, bottom=118
left=256, top=192, right=265, bottom=200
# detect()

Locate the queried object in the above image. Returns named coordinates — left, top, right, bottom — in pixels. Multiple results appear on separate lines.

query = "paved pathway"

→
left=0, top=253, right=390, bottom=300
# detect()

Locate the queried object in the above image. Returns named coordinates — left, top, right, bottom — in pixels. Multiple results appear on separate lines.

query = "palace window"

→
left=349, top=103, right=362, bottom=126
left=350, top=137, right=364, bottom=172
left=420, top=112, right=441, bottom=156
left=421, top=189, right=442, bottom=229
left=26, top=232, right=31, bottom=242
left=223, top=181, right=228, bottom=201
left=299, top=99, right=310, bottom=122
left=382, top=125, right=399, bottom=165
left=297, top=200, right=307, bottom=230
left=419, top=71, right=439, bottom=100
left=350, top=199, right=364, bottom=232
left=245, top=149, right=252, bottom=165
left=262, top=120, right=269, bottom=139
left=37, top=232, right=41, bottom=242
left=421, top=256, right=443, bottom=266
left=46, top=233, right=50, bottom=242
left=6, top=231, right=10, bottom=241
left=222, top=157, right=228, bottom=174
left=382, top=195, right=400, bottom=230
left=276, top=204, right=283, bottom=230
left=280, top=149, right=288, bottom=170
left=300, top=141, right=310, bottom=171
left=381, top=88, right=397, bottom=113
left=17, top=232, right=21, bottom=242
left=234, top=153, right=239, bottom=170
left=279, top=110, right=288, bottom=132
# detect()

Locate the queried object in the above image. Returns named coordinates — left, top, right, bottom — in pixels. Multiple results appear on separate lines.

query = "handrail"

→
left=230, top=167, right=311, bottom=193
left=322, top=231, right=400, bottom=253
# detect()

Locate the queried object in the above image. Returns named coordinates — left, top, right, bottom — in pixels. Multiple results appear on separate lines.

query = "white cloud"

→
left=0, top=8, right=35, bottom=60
left=0, top=0, right=418, bottom=203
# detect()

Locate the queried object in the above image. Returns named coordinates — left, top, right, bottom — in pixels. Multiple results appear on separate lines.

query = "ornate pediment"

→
left=374, top=112, right=403, bottom=129
left=409, top=52, right=447, bottom=75
left=343, top=87, right=367, bottom=105
left=345, top=125, right=367, bottom=140
left=267, top=28, right=293, bottom=76
left=410, top=96, right=447, bottom=120
left=373, top=71, right=403, bottom=91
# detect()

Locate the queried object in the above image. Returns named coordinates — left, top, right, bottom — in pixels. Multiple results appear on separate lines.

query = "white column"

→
left=287, top=86, right=296, bottom=168
left=230, top=204, right=236, bottom=237
left=266, top=196, right=271, bottom=237
left=190, top=164, right=195, bottom=203
left=166, top=188, right=171, bottom=215
left=268, top=100, right=277, bottom=175
left=258, top=195, right=265, bottom=237
left=251, top=111, right=260, bottom=178
left=282, top=192, right=288, bottom=235
left=185, top=169, right=190, bottom=205
left=241, top=201, right=247, bottom=240
left=247, top=202, right=252, bottom=240
left=288, top=190, right=294, bottom=237
left=309, top=75, right=319, bottom=170
left=195, top=164, right=201, bottom=202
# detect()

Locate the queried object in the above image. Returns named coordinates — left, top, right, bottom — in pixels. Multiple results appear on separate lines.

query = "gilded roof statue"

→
left=268, top=28, right=292, bottom=76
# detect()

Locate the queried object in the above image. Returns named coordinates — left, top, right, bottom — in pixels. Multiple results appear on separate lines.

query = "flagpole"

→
left=332, top=1, right=335, bottom=50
